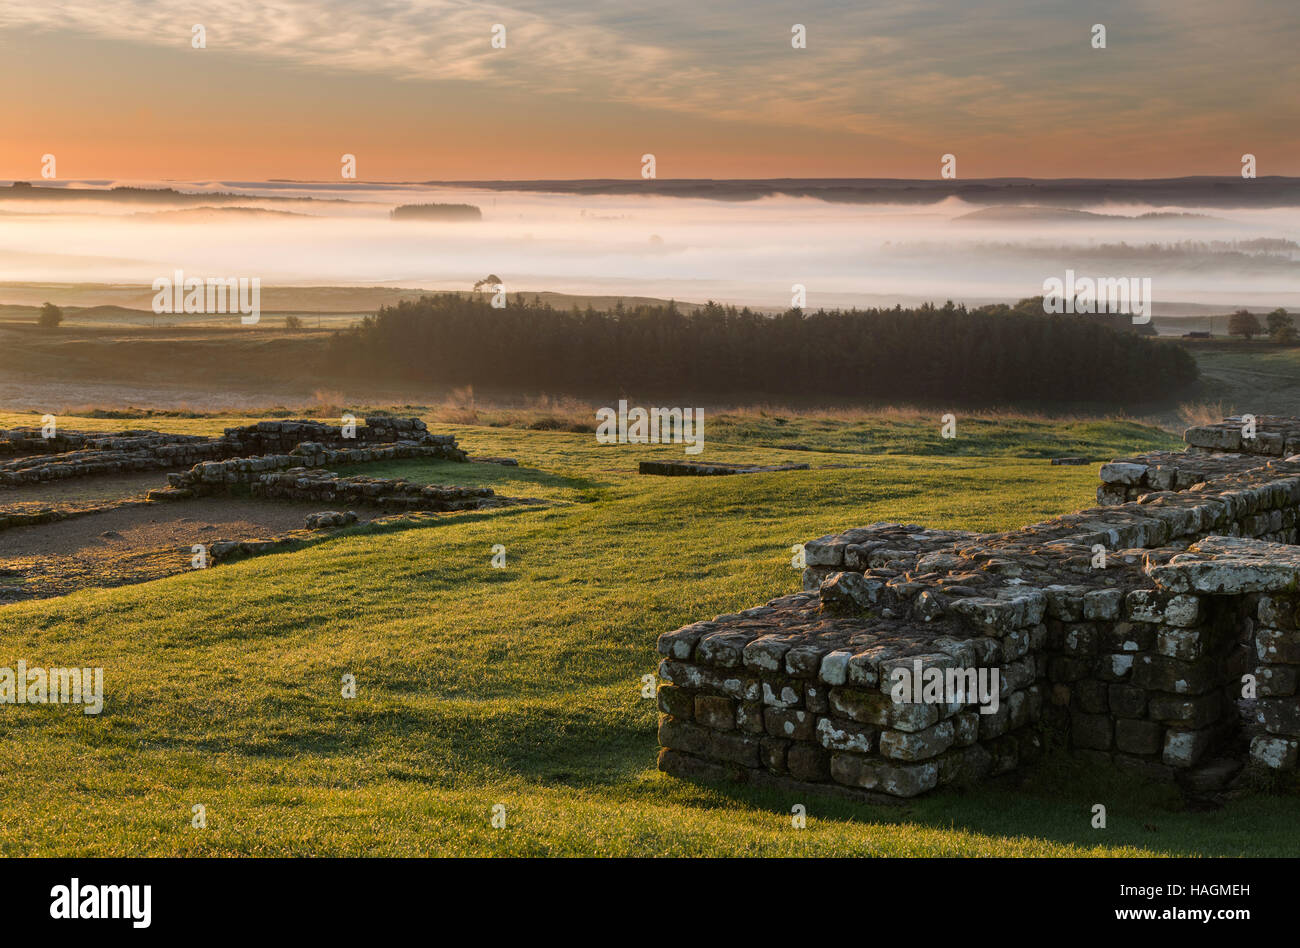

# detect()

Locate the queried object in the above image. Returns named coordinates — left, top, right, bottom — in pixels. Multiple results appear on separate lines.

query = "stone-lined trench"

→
left=0, top=416, right=532, bottom=602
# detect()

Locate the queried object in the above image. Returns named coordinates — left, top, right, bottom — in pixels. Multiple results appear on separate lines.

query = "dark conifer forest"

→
left=327, top=294, right=1197, bottom=402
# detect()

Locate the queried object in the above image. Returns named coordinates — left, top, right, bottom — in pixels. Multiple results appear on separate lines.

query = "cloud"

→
left=3, top=0, right=1298, bottom=148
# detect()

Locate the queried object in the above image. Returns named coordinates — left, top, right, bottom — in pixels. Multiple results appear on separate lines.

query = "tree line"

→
left=1227, top=309, right=1295, bottom=342
left=324, top=294, right=1198, bottom=402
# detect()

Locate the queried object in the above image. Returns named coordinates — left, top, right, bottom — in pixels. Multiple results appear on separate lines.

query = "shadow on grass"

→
left=132, top=699, right=658, bottom=788
left=207, top=502, right=554, bottom=575
left=333, top=457, right=606, bottom=497
left=650, top=750, right=1300, bottom=857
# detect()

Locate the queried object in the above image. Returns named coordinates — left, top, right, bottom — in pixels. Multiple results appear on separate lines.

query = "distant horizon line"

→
left=8, top=175, right=1300, bottom=186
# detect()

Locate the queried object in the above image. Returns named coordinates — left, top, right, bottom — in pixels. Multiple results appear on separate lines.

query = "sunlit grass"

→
left=0, top=413, right=1292, bottom=855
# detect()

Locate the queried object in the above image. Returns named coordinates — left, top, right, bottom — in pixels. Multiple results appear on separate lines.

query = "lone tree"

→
left=1228, top=309, right=1262, bottom=340
left=37, top=302, right=63, bottom=329
left=472, top=274, right=503, bottom=294
left=1267, top=308, right=1296, bottom=344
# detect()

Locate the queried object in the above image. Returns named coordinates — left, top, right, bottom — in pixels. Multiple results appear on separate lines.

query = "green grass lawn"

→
left=0, top=413, right=1294, bottom=856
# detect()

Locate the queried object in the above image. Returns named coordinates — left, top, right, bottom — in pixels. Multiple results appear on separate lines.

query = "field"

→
left=3, top=285, right=1298, bottom=429
left=1187, top=343, right=1300, bottom=421
left=0, top=411, right=1294, bottom=857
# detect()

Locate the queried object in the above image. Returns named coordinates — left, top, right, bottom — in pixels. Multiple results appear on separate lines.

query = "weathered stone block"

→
left=743, top=635, right=792, bottom=672
left=819, top=571, right=877, bottom=610
left=1250, top=735, right=1299, bottom=770
left=761, top=680, right=802, bottom=708
left=1074, top=679, right=1109, bottom=714
left=1163, top=595, right=1203, bottom=627
left=1045, top=585, right=1088, bottom=621
left=1162, top=727, right=1216, bottom=767
left=1258, top=595, right=1297, bottom=630
left=694, top=695, right=735, bottom=730
left=887, top=699, right=941, bottom=733
left=1257, top=628, right=1300, bottom=665
left=1115, top=719, right=1163, bottom=756
left=1149, top=692, right=1222, bottom=728
left=803, top=535, right=848, bottom=567
left=759, top=736, right=789, bottom=773
left=658, top=747, right=742, bottom=784
left=657, top=624, right=707, bottom=659
left=953, top=710, right=980, bottom=746
left=707, top=729, right=760, bottom=767
left=1257, top=700, right=1300, bottom=736
left=1257, top=665, right=1298, bottom=697
left=1101, top=621, right=1155, bottom=653
left=936, top=744, right=994, bottom=785
left=1156, top=626, right=1205, bottom=661
left=1063, top=623, right=1099, bottom=656
left=1100, top=652, right=1136, bottom=682
left=1083, top=589, right=1123, bottom=621
left=784, top=644, right=825, bottom=678
left=658, top=716, right=709, bottom=756
left=816, top=715, right=876, bottom=753
left=1107, top=683, right=1148, bottom=718
left=765, top=707, right=815, bottom=741
left=657, top=684, right=694, bottom=719
left=829, top=754, right=939, bottom=797
left=1125, top=590, right=1166, bottom=623
left=786, top=744, right=831, bottom=782
left=879, top=720, right=955, bottom=761
left=697, top=632, right=747, bottom=668
left=828, top=686, right=892, bottom=725
left=1072, top=712, right=1113, bottom=750
left=818, top=650, right=852, bottom=685
left=735, top=701, right=764, bottom=734
left=1132, top=655, right=1218, bottom=695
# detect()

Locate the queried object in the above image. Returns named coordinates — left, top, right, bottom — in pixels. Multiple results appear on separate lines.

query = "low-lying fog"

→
left=2, top=181, right=1299, bottom=313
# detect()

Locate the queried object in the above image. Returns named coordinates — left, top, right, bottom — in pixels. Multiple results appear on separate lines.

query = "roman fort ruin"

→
left=656, top=416, right=1300, bottom=801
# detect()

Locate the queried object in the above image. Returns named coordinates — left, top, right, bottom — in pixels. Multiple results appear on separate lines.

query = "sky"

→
left=1, top=0, right=1299, bottom=181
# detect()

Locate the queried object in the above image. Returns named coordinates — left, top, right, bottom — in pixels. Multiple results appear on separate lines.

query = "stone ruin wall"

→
left=656, top=416, right=1300, bottom=801
left=0, top=416, right=465, bottom=488
left=145, top=422, right=505, bottom=512
left=0, top=416, right=520, bottom=530
left=217, top=416, right=456, bottom=456
left=246, top=470, right=504, bottom=512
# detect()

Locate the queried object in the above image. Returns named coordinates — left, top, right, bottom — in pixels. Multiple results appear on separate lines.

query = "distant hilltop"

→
left=415, top=176, right=1300, bottom=209
left=953, top=205, right=1215, bottom=223
left=389, top=203, right=482, bottom=221
left=0, top=182, right=328, bottom=206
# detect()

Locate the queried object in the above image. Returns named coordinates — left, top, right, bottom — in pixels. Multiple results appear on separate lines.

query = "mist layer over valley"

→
left=3, top=179, right=1299, bottom=314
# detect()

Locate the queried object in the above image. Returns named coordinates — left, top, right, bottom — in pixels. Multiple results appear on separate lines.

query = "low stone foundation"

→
left=0, top=427, right=212, bottom=457
left=218, top=416, right=456, bottom=456
left=0, top=431, right=227, bottom=485
left=0, top=416, right=464, bottom=487
left=249, top=469, right=512, bottom=511
left=144, top=433, right=514, bottom=512
left=656, top=416, right=1300, bottom=800
left=305, top=511, right=359, bottom=529
left=154, top=440, right=464, bottom=498
left=0, top=417, right=534, bottom=540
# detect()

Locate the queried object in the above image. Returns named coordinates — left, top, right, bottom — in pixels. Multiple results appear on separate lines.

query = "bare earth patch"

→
left=0, top=496, right=371, bottom=603
left=0, top=470, right=170, bottom=511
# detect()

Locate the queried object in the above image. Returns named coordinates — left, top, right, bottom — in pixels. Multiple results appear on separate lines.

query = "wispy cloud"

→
left=3, top=0, right=1298, bottom=151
